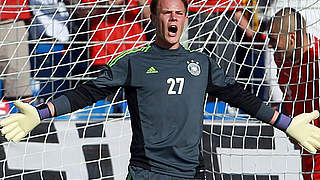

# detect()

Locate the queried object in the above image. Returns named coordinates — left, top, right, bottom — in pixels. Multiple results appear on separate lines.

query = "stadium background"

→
left=0, top=0, right=319, bottom=179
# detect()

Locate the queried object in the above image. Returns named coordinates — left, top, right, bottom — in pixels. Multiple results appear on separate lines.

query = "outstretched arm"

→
left=0, top=55, right=130, bottom=142
left=207, top=56, right=320, bottom=153
left=210, top=80, right=320, bottom=153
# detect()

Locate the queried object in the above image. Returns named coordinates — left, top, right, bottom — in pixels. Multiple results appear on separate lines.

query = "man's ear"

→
left=184, top=15, right=188, bottom=26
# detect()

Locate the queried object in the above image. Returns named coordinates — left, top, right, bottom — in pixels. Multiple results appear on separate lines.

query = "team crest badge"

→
left=187, top=60, right=201, bottom=76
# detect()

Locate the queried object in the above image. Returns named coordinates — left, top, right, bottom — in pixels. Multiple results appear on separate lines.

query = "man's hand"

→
left=0, top=101, right=40, bottom=142
left=286, top=110, right=320, bottom=153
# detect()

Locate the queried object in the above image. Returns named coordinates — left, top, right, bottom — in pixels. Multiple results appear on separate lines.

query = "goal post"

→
left=0, top=0, right=319, bottom=179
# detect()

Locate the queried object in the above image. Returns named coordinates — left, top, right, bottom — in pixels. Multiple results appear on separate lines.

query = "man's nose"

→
left=170, top=12, right=177, bottom=20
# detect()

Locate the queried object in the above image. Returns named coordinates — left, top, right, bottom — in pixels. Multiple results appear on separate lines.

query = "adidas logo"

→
left=146, top=66, right=159, bottom=74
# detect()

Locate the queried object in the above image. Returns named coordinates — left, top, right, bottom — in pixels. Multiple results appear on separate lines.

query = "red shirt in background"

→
left=188, top=0, right=243, bottom=13
left=91, top=16, right=146, bottom=65
left=0, top=0, right=31, bottom=20
left=276, top=36, right=320, bottom=124
left=276, top=35, right=320, bottom=180
left=82, top=0, right=147, bottom=65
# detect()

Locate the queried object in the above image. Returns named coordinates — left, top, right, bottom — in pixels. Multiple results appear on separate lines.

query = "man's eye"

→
left=176, top=12, right=184, bottom=16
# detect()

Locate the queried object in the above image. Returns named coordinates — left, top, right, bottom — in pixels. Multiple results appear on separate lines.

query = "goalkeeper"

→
left=1, top=0, right=320, bottom=179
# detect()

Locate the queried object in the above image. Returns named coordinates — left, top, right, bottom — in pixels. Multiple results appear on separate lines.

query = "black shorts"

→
left=126, top=166, right=202, bottom=180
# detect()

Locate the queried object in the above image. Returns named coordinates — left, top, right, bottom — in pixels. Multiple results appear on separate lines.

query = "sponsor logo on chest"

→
left=146, top=66, right=159, bottom=74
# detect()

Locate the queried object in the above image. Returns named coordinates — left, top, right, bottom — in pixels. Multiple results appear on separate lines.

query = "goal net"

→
left=0, top=0, right=319, bottom=179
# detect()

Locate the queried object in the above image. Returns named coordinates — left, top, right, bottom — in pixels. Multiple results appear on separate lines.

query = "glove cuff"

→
left=274, top=114, right=292, bottom=131
left=36, top=104, right=52, bottom=120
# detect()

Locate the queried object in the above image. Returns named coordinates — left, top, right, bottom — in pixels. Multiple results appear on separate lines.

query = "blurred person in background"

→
left=0, top=0, right=32, bottom=105
left=268, top=7, right=320, bottom=180
left=28, top=0, right=71, bottom=101
left=75, top=0, right=148, bottom=76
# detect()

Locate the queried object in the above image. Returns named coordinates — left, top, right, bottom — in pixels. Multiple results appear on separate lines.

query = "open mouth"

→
left=168, top=25, right=178, bottom=36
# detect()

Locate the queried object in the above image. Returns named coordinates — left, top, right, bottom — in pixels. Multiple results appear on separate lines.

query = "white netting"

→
left=0, top=0, right=319, bottom=179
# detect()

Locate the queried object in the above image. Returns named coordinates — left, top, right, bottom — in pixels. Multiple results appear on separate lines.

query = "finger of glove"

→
left=14, top=100, right=33, bottom=114
left=5, top=126, right=23, bottom=141
left=12, top=131, right=26, bottom=143
left=1, top=122, right=18, bottom=134
left=303, top=110, right=320, bottom=124
left=301, top=141, right=317, bottom=154
left=308, top=138, right=320, bottom=150
left=311, top=135, right=320, bottom=143
left=310, top=126, right=320, bottom=138
left=0, top=114, right=19, bottom=127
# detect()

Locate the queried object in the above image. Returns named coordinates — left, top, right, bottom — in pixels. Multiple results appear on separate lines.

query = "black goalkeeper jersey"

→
left=51, top=43, right=275, bottom=178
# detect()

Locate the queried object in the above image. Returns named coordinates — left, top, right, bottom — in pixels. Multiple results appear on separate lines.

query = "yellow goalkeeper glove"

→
left=286, top=110, right=320, bottom=153
left=0, top=101, right=40, bottom=142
